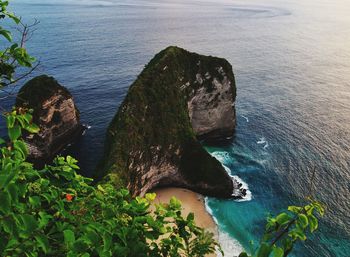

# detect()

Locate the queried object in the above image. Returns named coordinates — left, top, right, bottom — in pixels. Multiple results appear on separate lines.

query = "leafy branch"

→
left=0, top=0, right=38, bottom=100
left=239, top=195, right=324, bottom=257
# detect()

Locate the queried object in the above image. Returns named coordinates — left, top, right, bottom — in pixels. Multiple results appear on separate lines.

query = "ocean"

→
left=1, top=0, right=350, bottom=256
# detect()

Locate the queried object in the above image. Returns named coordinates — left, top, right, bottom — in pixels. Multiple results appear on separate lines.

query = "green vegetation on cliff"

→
left=16, top=75, right=74, bottom=123
left=98, top=46, right=235, bottom=197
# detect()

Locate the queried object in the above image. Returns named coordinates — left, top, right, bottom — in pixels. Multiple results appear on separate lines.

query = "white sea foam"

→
left=257, top=137, right=269, bottom=149
left=257, top=137, right=266, bottom=144
left=204, top=200, right=245, bottom=257
left=81, top=124, right=92, bottom=136
left=210, top=151, right=231, bottom=164
left=263, top=142, right=269, bottom=149
left=210, top=152, right=253, bottom=202
left=241, top=115, right=249, bottom=122
left=221, top=164, right=252, bottom=202
left=217, top=231, right=245, bottom=257
left=231, top=175, right=252, bottom=202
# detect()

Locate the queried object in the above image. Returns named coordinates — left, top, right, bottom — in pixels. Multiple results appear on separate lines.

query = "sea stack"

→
left=98, top=46, right=241, bottom=198
left=16, top=75, right=84, bottom=162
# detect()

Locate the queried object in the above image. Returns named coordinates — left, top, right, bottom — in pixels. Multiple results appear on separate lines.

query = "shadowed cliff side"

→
left=97, top=46, right=240, bottom=198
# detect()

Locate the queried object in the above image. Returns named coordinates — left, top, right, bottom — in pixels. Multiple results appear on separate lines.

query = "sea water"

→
left=1, top=0, right=349, bottom=256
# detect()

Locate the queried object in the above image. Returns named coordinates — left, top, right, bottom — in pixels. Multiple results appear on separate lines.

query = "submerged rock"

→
left=16, top=75, right=83, bottom=162
left=98, top=46, right=238, bottom=198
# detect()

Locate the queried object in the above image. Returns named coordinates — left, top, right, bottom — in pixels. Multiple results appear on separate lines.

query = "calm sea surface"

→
left=1, top=0, right=350, bottom=256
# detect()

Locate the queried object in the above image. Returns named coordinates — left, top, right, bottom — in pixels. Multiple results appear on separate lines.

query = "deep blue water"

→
left=1, top=0, right=350, bottom=256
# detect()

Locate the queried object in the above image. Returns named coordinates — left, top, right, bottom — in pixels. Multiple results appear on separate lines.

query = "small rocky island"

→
left=98, top=46, right=245, bottom=199
left=16, top=75, right=84, bottom=162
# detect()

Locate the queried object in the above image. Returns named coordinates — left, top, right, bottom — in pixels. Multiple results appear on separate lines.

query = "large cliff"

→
left=16, top=75, right=83, bottom=162
left=98, top=46, right=241, bottom=198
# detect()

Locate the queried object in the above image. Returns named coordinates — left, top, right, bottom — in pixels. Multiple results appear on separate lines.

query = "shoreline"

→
left=152, top=187, right=218, bottom=257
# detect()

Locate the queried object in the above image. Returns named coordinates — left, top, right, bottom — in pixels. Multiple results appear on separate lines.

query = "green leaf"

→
left=298, top=214, right=308, bottom=228
left=0, top=137, right=5, bottom=145
left=281, top=238, right=293, bottom=253
left=275, top=213, right=291, bottom=225
left=313, top=202, right=325, bottom=216
left=23, top=113, right=32, bottom=123
left=270, top=247, right=284, bottom=257
left=85, top=230, right=100, bottom=245
left=18, top=214, right=38, bottom=238
left=0, top=191, right=11, bottom=214
left=6, top=115, right=15, bottom=128
left=170, top=196, right=181, bottom=209
left=288, top=206, right=302, bottom=213
left=64, top=229, right=75, bottom=247
left=25, top=123, right=40, bottom=134
left=257, top=243, right=272, bottom=257
left=35, top=235, right=49, bottom=254
left=0, top=28, right=12, bottom=42
left=0, top=164, right=17, bottom=189
left=29, top=196, right=41, bottom=208
left=290, top=227, right=307, bottom=241
left=8, top=125, right=21, bottom=141
left=239, top=253, right=249, bottom=257
left=72, top=239, right=89, bottom=252
left=38, top=211, right=52, bottom=229
left=187, top=212, right=194, bottom=222
left=145, top=192, right=156, bottom=201
left=14, top=140, right=28, bottom=159
left=7, top=12, right=20, bottom=24
left=97, top=184, right=105, bottom=193
left=7, top=183, right=18, bottom=203
left=2, top=215, right=15, bottom=234
left=309, top=214, right=318, bottom=232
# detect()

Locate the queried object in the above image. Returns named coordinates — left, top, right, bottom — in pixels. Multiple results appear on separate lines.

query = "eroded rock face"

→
left=16, top=75, right=83, bottom=162
left=98, top=46, right=241, bottom=198
left=188, top=67, right=236, bottom=140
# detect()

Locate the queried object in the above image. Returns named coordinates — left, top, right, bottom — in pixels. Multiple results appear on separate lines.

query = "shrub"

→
left=0, top=109, right=220, bottom=257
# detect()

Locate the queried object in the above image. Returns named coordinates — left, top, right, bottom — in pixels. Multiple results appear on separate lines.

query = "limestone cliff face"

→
left=188, top=66, right=236, bottom=140
left=16, top=75, right=83, bottom=161
left=98, top=46, right=241, bottom=198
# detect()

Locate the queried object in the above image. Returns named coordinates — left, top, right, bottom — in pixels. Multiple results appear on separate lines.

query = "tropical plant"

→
left=238, top=200, right=324, bottom=257
left=0, top=109, right=221, bottom=256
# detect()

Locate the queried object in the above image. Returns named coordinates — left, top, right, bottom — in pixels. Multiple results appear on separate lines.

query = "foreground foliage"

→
left=238, top=199, right=324, bottom=257
left=0, top=110, right=220, bottom=257
left=0, top=110, right=325, bottom=257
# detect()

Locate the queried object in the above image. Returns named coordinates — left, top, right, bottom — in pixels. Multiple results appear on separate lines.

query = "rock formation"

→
left=98, top=46, right=243, bottom=198
left=16, top=75, right=83, bottom=162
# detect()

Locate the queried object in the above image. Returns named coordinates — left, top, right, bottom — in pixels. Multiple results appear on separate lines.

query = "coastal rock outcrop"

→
left=98, top=46, right=241, bottom=198
left=16, top=75, right=83, bottom=162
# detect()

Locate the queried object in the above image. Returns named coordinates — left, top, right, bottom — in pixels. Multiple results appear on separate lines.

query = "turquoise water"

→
left=1, top=0, right=350, bottom=256
left=205, top=113, right=350, bottom=256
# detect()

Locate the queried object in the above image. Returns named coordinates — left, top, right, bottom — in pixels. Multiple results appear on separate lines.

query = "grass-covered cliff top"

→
left=16, top=75, right=72, bottom=110
left=97, top=46, right=235, bottom=197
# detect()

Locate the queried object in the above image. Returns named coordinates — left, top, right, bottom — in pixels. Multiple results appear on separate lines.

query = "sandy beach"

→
left=152, top=187, right=218, bottom=257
